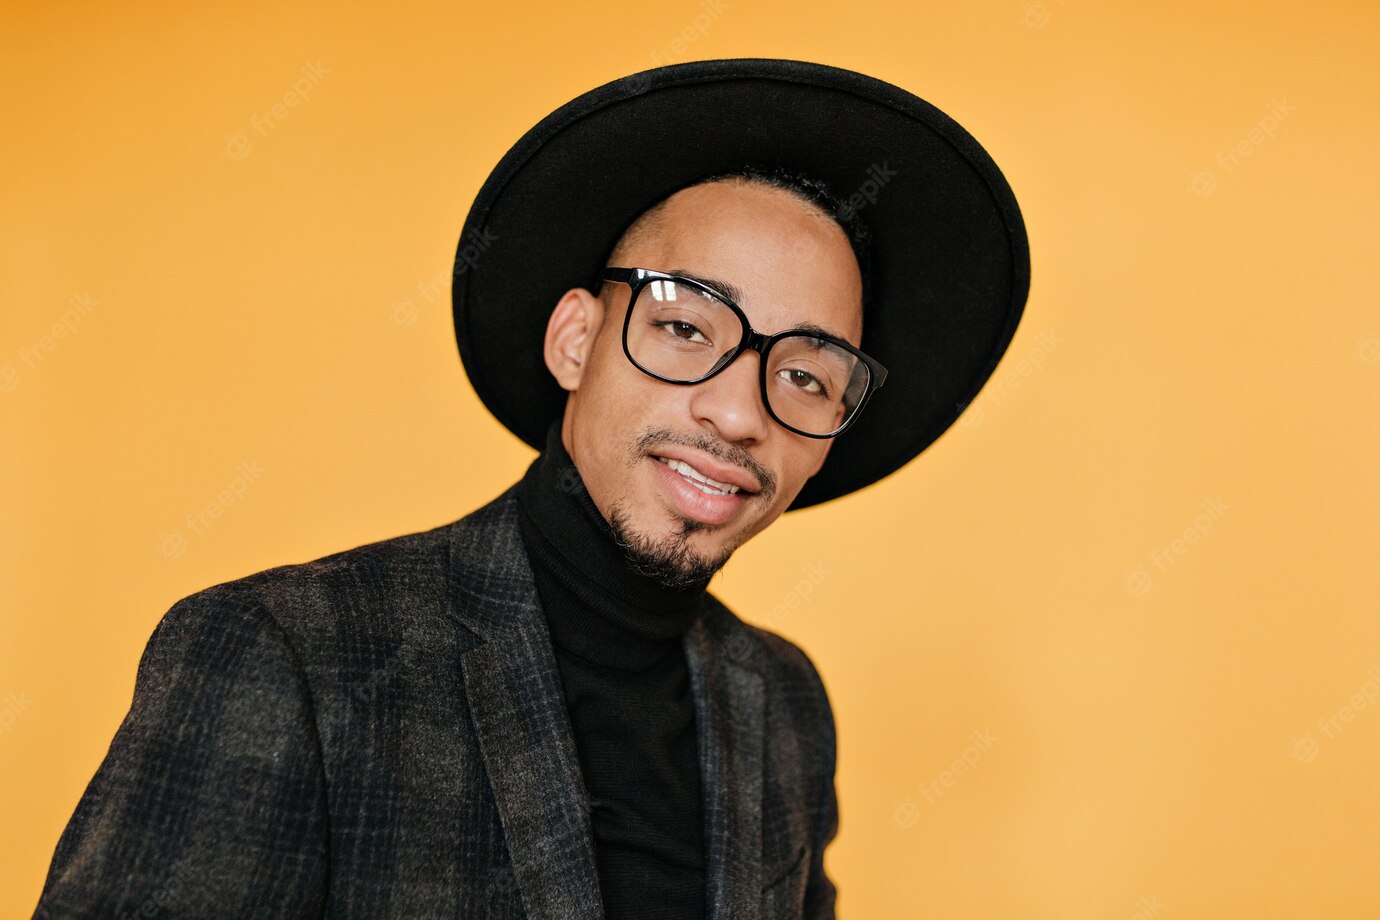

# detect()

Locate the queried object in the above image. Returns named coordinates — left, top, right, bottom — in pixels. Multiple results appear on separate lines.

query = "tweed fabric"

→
left=35, top=483, right=839, bottom=918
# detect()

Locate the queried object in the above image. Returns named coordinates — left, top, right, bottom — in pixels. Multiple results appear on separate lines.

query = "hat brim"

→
left=453, top=57, right=1030, bottom=511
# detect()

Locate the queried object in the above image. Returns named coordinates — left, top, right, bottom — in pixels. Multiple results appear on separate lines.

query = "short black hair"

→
left=699, top=164, right=873, bottom=279
left=594, top=164, right=873, bottom=314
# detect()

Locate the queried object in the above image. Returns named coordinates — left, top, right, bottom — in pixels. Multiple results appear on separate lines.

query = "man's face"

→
left=543, top=179, right=864, bottom=585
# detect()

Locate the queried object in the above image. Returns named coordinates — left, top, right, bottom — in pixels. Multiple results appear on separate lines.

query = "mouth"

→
left=651, top=455, right=755, bottom=496
left=648, top=454, right=757, bottom=527
left=651, top=452, right=761, bottom=496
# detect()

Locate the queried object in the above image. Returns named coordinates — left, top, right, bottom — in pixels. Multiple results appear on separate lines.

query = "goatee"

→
left=607, top=503, right=733, bottom=589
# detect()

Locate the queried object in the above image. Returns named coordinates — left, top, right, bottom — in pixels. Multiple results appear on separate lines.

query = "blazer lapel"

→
left=685, top=613, right=766, bottom=920
left=443, top=486, right=770, bottom=919
left=445, top=488, right=603, bottom=920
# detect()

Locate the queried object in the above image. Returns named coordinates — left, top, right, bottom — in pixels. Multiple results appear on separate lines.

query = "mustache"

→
left=631, top=426, right=777, bottom=502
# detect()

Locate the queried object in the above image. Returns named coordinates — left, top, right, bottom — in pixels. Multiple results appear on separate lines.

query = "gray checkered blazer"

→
left=35, top=483, right=839, bottom=918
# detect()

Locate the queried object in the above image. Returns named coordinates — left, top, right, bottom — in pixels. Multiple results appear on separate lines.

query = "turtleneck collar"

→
left=515, top=420, right=709, bottom=670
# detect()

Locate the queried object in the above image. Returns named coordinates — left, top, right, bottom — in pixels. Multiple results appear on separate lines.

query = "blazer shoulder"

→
left=198, top=518, right=453, bottom=599
left=163, top=485, right=521, bottom=645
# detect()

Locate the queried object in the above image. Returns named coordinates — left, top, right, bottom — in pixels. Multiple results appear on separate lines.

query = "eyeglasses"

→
left=599, top=267, right=887, bottom=439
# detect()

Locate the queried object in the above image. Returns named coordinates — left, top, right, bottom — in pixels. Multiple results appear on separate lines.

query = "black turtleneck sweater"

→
left=515, top=421, right=708, bottom=919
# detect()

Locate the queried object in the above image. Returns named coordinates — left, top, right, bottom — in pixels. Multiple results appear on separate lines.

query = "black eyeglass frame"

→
left=600, top=267, right=888, bottom=439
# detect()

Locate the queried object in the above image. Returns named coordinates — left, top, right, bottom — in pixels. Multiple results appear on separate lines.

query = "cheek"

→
left=789, top=441, right=828, bottom=482
left=774, top=446, right=829, bottom=500
left=570, top=361, right=662, bottom=482
left=586, top=349, right=685, bottom=431
left=587, top=331, right=649, bottom=402
left=582, top=369, right=662, bottom=441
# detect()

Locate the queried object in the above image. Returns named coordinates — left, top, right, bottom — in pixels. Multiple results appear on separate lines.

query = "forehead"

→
left=619, top=181, right=864, bottom=345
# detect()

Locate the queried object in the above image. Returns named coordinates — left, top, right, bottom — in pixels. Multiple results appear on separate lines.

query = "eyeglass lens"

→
left=624, top=277, right=871, bottom=436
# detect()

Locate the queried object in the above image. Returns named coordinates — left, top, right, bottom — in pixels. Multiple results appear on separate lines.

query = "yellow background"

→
left=3, top=1, right=1377, bottom=917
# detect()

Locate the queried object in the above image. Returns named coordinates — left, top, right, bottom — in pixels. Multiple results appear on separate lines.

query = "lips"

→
left=654, top=456, right=742, bottom=495
left=643, top=452, right=756, bottom=529
left=649, top=449, right=760, bottom=495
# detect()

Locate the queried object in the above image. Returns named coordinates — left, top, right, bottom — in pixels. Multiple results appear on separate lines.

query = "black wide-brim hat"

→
left=453, top=58, right=1029, bottom=511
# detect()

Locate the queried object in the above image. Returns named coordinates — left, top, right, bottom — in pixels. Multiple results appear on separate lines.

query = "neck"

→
left=515, top=421, right=708, bottom=668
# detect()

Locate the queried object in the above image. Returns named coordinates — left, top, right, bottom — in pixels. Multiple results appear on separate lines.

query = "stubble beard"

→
left=606, top=501, right=736, bottom=589
left=596, top=423, right=774, bottom=589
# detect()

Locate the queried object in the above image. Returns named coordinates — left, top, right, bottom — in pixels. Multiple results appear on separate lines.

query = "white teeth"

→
left=656, top=456, right=741, bottom=495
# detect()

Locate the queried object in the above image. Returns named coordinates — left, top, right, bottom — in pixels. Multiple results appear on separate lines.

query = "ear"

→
left=543, top=287, right=605, bottom=392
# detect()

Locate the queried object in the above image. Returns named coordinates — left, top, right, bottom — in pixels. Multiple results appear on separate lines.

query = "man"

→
left=35, top=59, right=1028, bottom=918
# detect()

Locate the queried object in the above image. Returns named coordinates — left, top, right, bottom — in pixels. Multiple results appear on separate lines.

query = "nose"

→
left=687, top=346, right=771, bottom=445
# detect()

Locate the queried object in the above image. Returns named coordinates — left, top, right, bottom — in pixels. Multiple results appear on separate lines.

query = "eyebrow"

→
left=665, top=267, right=855, bottom=344
left=665, top=268, right=745, bottom=304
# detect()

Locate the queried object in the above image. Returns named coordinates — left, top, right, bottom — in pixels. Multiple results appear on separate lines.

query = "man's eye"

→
left=778, top=367, right=829, bottom=398
left=655, top=320, right=708, bottom=343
